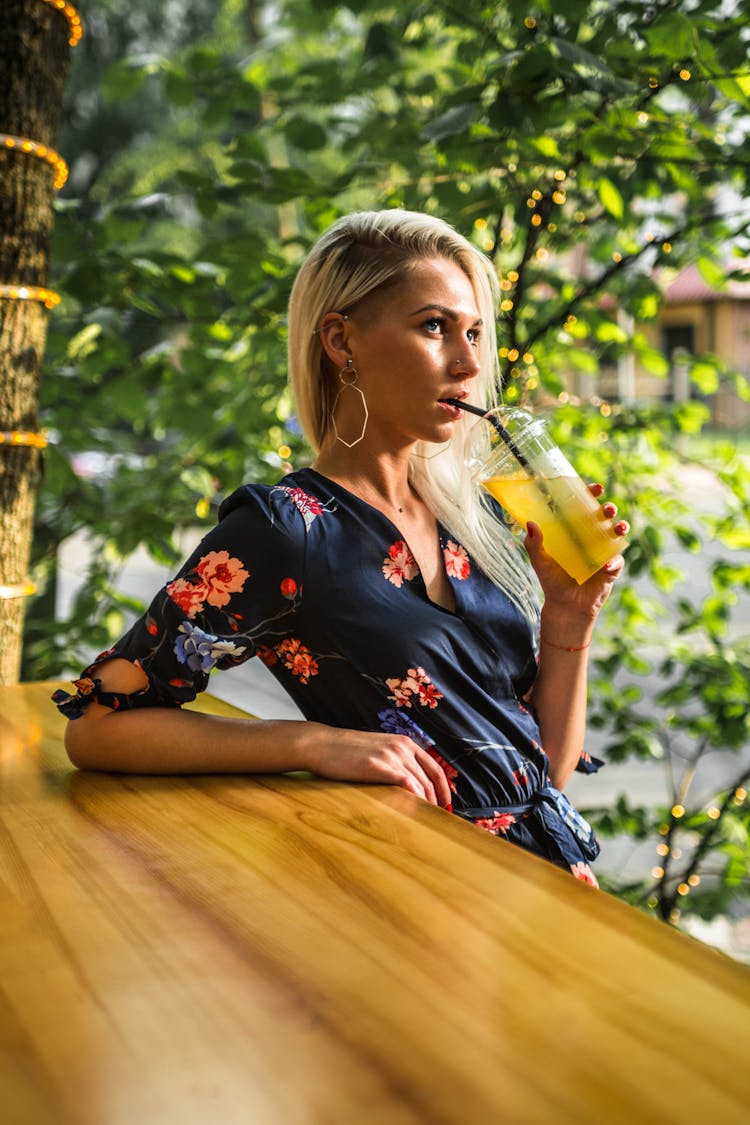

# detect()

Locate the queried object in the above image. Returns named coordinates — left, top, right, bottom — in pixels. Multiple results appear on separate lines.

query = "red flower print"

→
left=275, top=637, right=319, bottom=684
left=166, top=577, right=207, bottom=619
left=443, top=539, right=470, bottom=580
left=417, top=681, right=442, bottom=709
left=256, top=645, right=278, bottom=667
left=475, top=812, right=517, bottom=835
left=426, top=749, right=459, bottom=794
left=146, top=616, right=159, bottom=636
left=382, top=540, right=419, bottom=587
left=277, top=486, right=325, bottom=531
left=386, top=666, right=443, bottom=710
left=72, top=676, right=97, bottom=698
left=513, top=763, right=531, bottom=789
left=195, top=550, right=250, bottom=608
left=280, top=577, right=298, bottom=599
left=570, top=861, right=599, bottom=888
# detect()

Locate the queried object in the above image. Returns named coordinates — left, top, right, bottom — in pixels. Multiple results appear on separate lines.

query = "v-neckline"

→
left=303, top=468, right=460, bottom=616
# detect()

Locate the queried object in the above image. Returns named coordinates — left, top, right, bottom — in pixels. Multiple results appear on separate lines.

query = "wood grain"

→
left=1, top=682, right=749, bottom=1124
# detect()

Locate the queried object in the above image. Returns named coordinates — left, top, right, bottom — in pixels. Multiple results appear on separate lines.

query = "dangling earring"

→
left=331, top=359, right=368, bottom=448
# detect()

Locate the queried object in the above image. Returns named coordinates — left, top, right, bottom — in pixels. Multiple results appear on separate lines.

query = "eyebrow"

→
left=409, top=303, right=483, bottom=325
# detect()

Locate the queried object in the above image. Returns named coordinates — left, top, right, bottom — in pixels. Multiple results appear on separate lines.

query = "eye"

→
left=467, top=327, right=481, bottom=346
left=423, top=316, right=447, bottom=334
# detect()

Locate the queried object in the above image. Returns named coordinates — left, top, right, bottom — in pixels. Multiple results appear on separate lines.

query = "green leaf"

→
left=421, top=103, right=479, bottom=142
left=690, top=361, right=719, bottom=395
left=597, top=177, right=624, bottom=220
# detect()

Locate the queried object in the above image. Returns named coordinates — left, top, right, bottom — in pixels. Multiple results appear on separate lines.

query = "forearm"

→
left=65, top=702, right=326, bottom=775
left=530, top=606, right=594, bottom=791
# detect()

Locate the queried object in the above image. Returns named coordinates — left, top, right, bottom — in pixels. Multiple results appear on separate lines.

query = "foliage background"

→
left=28, top=0, right=750, bottom=944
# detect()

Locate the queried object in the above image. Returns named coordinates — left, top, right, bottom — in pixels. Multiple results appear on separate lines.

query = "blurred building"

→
left=590, top=264, right=750, bottom=429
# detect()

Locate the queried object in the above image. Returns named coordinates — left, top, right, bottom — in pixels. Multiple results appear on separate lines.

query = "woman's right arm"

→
left=64, top=659, right=452, bottom=808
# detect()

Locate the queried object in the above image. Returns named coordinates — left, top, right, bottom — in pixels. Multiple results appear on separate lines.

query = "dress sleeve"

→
left=52, top=484, right=308, bottom=719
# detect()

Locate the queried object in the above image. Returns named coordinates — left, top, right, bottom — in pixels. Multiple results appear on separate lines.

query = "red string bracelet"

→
left=540, top=637, right=592, bottom=653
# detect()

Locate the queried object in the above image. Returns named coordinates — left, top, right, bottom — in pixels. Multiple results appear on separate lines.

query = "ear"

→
left=318, top=312, right=352, bottom=371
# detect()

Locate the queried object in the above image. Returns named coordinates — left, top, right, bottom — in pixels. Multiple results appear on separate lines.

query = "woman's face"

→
left=334, top=256, right=483, bottom=449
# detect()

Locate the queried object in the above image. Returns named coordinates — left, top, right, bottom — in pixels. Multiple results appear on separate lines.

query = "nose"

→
left=452, top=343, right=481, bottom=378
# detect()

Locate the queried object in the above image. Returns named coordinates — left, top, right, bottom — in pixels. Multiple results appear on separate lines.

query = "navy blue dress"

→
left=54, top=468, right=601, bottom=884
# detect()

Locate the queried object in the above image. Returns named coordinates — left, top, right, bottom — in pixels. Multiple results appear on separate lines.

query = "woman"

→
left=55, top=209, right=627, bottom=885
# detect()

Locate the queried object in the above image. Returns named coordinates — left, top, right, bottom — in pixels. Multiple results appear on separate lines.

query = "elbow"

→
left=64, top=715, right=104, bottom=771
left=547, top=761, right=575, bottom=792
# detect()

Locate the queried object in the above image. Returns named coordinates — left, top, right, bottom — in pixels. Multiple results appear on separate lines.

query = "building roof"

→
left=665, top=262, right=750, bottom=304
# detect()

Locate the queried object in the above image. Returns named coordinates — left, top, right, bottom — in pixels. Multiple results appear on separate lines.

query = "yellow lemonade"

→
left=483, top=472, right=628, bottom=584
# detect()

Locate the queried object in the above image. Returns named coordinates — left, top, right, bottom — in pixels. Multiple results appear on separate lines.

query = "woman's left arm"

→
left=524, top=498, right=627, bottom=791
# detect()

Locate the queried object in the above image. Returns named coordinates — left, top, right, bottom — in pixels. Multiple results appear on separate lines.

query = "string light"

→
left=0, top=285, right=61, bottom=309
left=36, top=0, right=83, bottom=46
left=0, top=581, right=36, bottom=600
left=0, top=431, right=48, bottom=449
left=0, top=133, right=68, bottom=189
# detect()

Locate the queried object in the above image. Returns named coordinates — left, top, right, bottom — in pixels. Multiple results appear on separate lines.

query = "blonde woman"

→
left=55, top=210, right=627, bottom=885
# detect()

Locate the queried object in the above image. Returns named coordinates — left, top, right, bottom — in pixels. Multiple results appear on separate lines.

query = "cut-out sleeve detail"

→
left=51, top=656, right=168, bottom=719
left=52, top=484, right=308, bottom=720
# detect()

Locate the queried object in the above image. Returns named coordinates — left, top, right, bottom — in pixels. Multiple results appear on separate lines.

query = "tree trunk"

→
left=0, top=0, right=72, bottom=683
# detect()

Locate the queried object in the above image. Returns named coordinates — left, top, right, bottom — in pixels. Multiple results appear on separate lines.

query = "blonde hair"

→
left=287, top=209, right=539, bottom=623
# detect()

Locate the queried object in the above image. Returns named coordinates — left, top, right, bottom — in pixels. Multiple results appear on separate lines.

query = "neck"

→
left=313, top=440, right=417, bottom=514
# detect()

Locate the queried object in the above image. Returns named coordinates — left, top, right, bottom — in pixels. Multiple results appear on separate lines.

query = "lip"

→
left=437, top=400, right=463, bottom=420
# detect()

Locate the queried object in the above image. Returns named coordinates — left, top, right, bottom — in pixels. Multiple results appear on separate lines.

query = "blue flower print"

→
left=174, top=621, right=246, bottom=673
left=378, top=707, right=434, bottom=750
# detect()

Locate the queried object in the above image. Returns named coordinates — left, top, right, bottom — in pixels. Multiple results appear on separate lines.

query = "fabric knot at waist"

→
left=456, top=784, right=599, bottom=858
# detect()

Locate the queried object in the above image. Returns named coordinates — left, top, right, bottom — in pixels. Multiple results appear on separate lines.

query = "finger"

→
left=396, top=763, right=438, bottom=805
left=416, top=749, right=453, bottom=810
left=602, top=553, right=625, bottom=578
left=614, top=519, right=629, bottom=536
left=588, top=482, right=604, bottom=498
left=602, top=502, right=617, bottom=519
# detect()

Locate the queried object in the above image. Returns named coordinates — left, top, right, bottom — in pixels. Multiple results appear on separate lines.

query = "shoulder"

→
left=217, top=470, right=338, bottom=538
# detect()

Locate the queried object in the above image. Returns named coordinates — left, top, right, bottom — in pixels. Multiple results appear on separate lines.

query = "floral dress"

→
left=54, top=468, right=602, bottom=885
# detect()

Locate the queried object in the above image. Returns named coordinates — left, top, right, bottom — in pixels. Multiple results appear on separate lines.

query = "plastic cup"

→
left=467, top=408, right=628, bottom=584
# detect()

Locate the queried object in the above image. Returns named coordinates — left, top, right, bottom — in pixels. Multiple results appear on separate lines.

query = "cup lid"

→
left=465, top=407, right=546, bottom=477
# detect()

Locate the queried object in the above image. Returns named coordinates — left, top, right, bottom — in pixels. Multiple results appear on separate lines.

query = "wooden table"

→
left=1, top=682, right=749, bottom=1124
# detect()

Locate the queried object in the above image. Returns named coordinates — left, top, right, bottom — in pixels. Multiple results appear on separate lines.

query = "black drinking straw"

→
left=445, top=398, right=534, bottom=471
